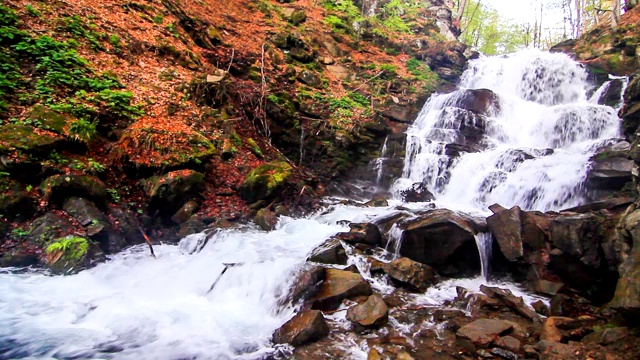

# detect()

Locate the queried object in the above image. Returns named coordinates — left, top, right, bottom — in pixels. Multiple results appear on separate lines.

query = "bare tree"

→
left=612, top=0, right=621, bottom=26
left=456, top=0, right=469, bottom=22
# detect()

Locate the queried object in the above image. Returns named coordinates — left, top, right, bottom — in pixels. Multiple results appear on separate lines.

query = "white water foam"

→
left=394, top=49, right=623, bottom=212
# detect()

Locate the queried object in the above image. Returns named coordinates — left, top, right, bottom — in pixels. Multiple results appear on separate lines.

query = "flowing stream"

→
left=0, top=50, right=625, bottom=359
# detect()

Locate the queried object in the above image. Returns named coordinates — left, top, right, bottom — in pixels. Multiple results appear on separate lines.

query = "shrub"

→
left=68, top=118, right=98, bottom=143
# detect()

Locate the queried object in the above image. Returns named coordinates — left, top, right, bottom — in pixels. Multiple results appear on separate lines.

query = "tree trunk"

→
left=612, top=0, right=621, bottom=27
left=456, top=0, right=469, bottom=22
left=574, top=0, right=582, bottom=37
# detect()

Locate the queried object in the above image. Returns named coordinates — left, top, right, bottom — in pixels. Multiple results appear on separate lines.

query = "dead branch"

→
left=136, top=225, right=156, bottom=258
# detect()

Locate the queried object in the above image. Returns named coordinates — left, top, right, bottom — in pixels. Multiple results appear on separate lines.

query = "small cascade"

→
left=394, top=50, right=624, bottom=212
left=474, top=233, right=493, bottom=282
left=374, top=136, right=390, bottom=185
left=298, top=126, right=305, bottom=165
left=384, top=223, right=404, bottom=259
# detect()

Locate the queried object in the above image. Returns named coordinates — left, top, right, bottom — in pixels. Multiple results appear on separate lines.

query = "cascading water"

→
left=394, top=50, right=622, bottom=212
left=0, top=50, right=626, bottom=359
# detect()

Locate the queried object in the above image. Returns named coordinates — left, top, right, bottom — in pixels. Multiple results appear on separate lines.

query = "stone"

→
left=273, top=310, right=329, bottom=347
left=532, top=340, right=576, bottom=358
left=398, top=209, right=477, bottom=266
left=0, top=124, right=65, bottom=155
left=334, top=223, right=381, bottom=246
left=346, top=293, right=389, bottom=328
left=238, top=162, right=292, bottom=204
left=287, top=265, right=325, bottom=305
left=287, top=9, right=307, bottom=25
left=171, top=200, right=200, bottom=225
left=583, top=327, right=629, bottom=345
left=254, top=208, right=278, bottom=231
left=0, top=190, right=36, bottom=220
left=400, top=182, right=435, bottom=203
left=587, top=155, right=636, bottom=190
left=532, top=300, right=551, bottom=316
left=490, top=348, right=519, bottom=360
left=364, top=197, right=388, bottom=207
left=487, top=206, right=523, bottom=261
left=63, top=197, right=127, bottom=254
left=289, top=47, right=314, bottom=63
left=40, top=174, right=108, bottom=207
left=26, top=212, right=74, bottom=246
left=326, top=65, right=354, bottom=81
left=311, top=268, right=373, bottom=310
left=307, top=238, right=348, bottom=265
left=206, top=68, right=227, bottom=83
left=142, top=169, right=204, bottom=215
left=456, top=319, right=513, bottom=347
left=494, top=336, right=521, bottom=352
left=296, top=70, right=322, bottom=88
left=456, top=89, right=500, bottom=116
left=43, top=236, right=104, bottom=274
left=610, top=209, right=640, bottom=319
left=541, top=317, right=572, bottom=342
left=549, top=212, right=603, bottom=268
left=480, top=286, right=539, bottom=321
left=385, top=257, right=435, bottom=292
left=533, top=280, right=564, bottom=296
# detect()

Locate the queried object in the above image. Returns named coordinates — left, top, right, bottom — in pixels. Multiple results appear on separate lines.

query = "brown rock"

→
left=311, top=269, right=373, bottom=310
left=456, top=319, right=513, bottom=347
left=541, top=317, right=572, bottom=342
left=385, top=257, right=435, bottom=292
left=487, top=205, right=523, bottom=261
left=533, top=340, right=577, bottom=358
left=583, top=327, right=629, bottom=345
left=307, top=238, right=348, bottom=265
left=480, top=286, right=540, bottom=321
left=287, top=265, right=325, bottom=305
left=494, top=336, right=521, bottom=352
left=346, top=294, right=389, bottom=328
left=273, top=310, right=330, bottom=347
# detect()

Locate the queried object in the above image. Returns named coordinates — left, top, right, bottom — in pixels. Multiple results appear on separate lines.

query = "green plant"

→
left=11, top=227, right=29, bottom=238
left=68, top=118, right=98, bottom=143
left=46, top=236, right=88, bottom=259
left=25, top=4, right=41, bottom=17
left=26, top=184, right=33, bottom=192
left=59, top=15, right=105, bottom=51
left=152, top=14, right=164, bottom=24
left=107, top=188, right=120, bottom=202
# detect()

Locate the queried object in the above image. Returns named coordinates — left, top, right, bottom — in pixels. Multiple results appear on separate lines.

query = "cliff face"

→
left=0, top=0, right=467, bottom=268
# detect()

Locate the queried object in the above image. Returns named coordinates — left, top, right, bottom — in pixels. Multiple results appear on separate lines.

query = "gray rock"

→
left=307, top=238, right=348, bottom=265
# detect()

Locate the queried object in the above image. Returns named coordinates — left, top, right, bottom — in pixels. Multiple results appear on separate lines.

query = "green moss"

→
left=246, top=138, right=263, bottom=158
left=46, top=236, right=89, bottom=260
left=239, top=161, right=292, bottom=203
left=0, top=124, right=63, bottom=153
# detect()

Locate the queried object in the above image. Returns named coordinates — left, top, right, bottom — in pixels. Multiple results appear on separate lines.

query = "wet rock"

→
left=26, top=212, right=74, bottom=246
left=0, top=190, right=36, bottom=220
left=385, top=257, right=435, bottom=292
left=533, top=280, right=565, bottom=296
left=494, top=336, right=521, bottom=353
left=142, top=169, right=204, bottom=216
left=63, top=197, right=127, bottom=254
left=610, top=209, right=640, bottom=319
left=334, top=223, right=381, bottom=246
left=456, top=319, right=513, bottom=347
left=490, top=348, right=519, bottom=360
left=273, top=310, right=330, bottom=346
left=178, top=217, right=206, bottom=238
left=238, top=161, right=292, bottom=204
left=456, top=89, right=500, bottom=116
left=346, top=293, right=388, bottom=328
left=307, top=238, right=348, bottom=265
left=532, top=300, right=551, bottom=316
left=480, top=286, right=539, bottom=321
left=400, top=182, right=435, bottom=203
left=40, top=174, right=108, bottom=207
left=254, top=208, right=278, bottom=231
left=398, top=209, right=478, bottom=267
left=43, top=236, right=104, bottom=274
left=487, top=206, right=523, bottom=261
left=364, top=197, right=389, bottom=207
left=311, top=268, right=373, bottom=310
left=0, top=252, right=38, bottom=267
left=107, top=206, right=143, bottom=245
left=587, top=155, right=636, bottom=190
left=287, top=265, right=325, bottom=305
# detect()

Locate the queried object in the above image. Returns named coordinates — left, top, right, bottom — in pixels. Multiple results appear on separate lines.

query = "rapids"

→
left=0, top=50, right=625, bottom=359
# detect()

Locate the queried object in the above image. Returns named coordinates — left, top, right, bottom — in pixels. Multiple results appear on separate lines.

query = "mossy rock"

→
left=142, top=169, right=205, bottom=215
left=238, top=161, right=292, bottom=203
left=40, top=174, right=108, bottom=207
left=0, top=189, right=37, bottom=220
left=288, top=10, right=307, bottom=26
left=26, top=212, right=75, bottom=246
left=112, top=122, right=216, bottom=170
left=0, top=124, right=64, bottom=154
left=27, top=105, right=76, bottom=134
left=44, top=236, right=104, bottom=274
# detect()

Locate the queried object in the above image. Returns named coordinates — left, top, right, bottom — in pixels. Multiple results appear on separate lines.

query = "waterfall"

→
left=474, top=233, right=493, bottom=281
left=373, top=136, right=389, bottom=185
left=394, top=50, right=622, bottom=212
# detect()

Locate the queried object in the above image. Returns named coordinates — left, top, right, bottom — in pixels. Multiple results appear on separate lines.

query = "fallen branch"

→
left=136, top=225, right=156, bottom=258
left=353, top=71, right=384, bottom=92
left=207, top=263, right=243, bottom=294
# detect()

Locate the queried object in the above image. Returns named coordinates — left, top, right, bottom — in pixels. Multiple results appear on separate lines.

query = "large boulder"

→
left=40, top=174, right=108, bottom=207
left=0, top=189, right=37, bottom=220
left=610, top=208, right=640, bottom=320
left=397, top=209, right=479, bottom=267
left=549, top=212, right=604, bottom=268
left=400, top=182, right=435, bottom=203
left=487, top=206, right=523, bottom=261
left=238, top=162, right=292, bottom=204
left=385, top=257, right=435, bottom=292
left=26, top=212, right=75, bottom=246
left=311, top=268, right=373, bottom=310
left=307, top=238, right=348, bottom=265
left=334, top=223, right=381, bottom=246
left=346, top=293, right=389, bottom=328
left=142, top=169, right=204, bottom=215
left=273, top=310, right=329, bottom=347
left=454, top=89, right=500, bottom=116
left=586, top=154, right=636, bottom=191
